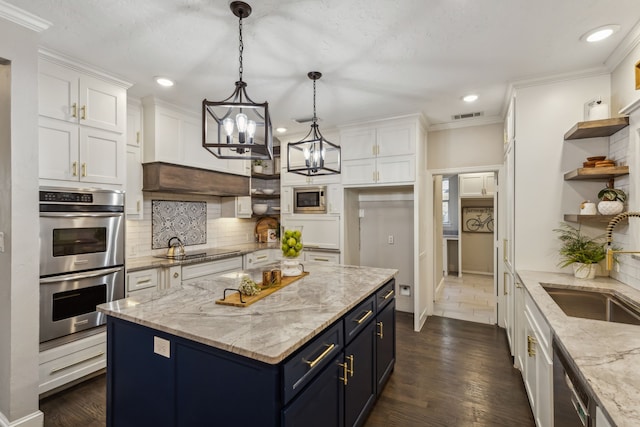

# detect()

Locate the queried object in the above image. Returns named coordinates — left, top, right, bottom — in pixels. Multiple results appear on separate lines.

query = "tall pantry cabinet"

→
left=38, top=52, right=129, bottom=189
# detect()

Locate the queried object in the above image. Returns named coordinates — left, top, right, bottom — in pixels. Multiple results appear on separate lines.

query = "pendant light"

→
left=202, top=1, right=273, bottom=160
left=287, top=72, right=341, bottom=176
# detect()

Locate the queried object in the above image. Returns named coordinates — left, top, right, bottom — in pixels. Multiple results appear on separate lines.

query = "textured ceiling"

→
left=13, top=0, right=640, bottom=133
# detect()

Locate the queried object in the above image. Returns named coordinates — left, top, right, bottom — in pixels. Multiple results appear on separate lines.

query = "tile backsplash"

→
left=151, top=200, right=206, bottom=249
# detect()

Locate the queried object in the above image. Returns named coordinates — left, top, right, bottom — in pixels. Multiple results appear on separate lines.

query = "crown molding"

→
left=0, top=1, right=51, bottom=32
left=605, top=19, right=640, bottom=71
left=428, top=115, right=503, bottom=132
left=510, top=66, right=610, bottom=90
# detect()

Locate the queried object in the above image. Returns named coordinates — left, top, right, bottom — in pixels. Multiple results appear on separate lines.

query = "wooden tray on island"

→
left=216, top=271, right=309, bottom=307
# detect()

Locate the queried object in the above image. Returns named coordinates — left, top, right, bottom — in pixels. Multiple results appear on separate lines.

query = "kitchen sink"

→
left=541, top=284, right=640, bottom=326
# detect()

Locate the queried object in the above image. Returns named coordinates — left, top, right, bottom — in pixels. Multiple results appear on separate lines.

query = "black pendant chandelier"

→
left=287, top=72, right=341, bottom=176
left=202, top=1, right=273, bottom=160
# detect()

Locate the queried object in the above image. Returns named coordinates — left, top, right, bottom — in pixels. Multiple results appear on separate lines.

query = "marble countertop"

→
left=98, top=262, right=397, bottom=365
left=126, top=242, right=280, bottom=272
left=518, top=270, right=640, bottom=427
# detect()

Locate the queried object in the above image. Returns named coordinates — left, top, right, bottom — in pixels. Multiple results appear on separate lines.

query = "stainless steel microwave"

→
left=293, top=186, right=327, bottom=214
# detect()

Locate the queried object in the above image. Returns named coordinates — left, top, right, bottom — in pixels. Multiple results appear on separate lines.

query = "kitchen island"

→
left=98, top=262, right=397, bottom=427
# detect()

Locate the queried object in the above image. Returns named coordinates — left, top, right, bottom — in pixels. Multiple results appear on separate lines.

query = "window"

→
left=442, top=178, right=450, bottom=225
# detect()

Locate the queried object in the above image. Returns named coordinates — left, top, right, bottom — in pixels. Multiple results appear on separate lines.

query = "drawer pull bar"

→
left=346, top=354, right=354, bottom=377
left=49, top=351, right=105, bottom=375
left=353, top=310, right=373, bottom=324
left=339, top=361, right=349, bottom=385
left=383, top=289, right=395, bottom=300
left=136, top=278, right=152, bottom=285
left=377, top=321, right=384, bottom=339
left=305, top=343, right=335, bottom=369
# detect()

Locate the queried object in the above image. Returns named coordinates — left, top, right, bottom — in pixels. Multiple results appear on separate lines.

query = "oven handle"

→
left=39, top=212, right=123, bottom=218
left=40, top=266, right=123, bottom=284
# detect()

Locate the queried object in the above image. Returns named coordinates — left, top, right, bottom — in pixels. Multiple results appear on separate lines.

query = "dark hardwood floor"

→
left=39, top=314, right=534, bottom=427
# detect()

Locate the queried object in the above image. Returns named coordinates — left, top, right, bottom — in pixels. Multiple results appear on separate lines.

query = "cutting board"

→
left=255, top=217, right=279, bottom=243
left=216, top=271, right=309, bottom=307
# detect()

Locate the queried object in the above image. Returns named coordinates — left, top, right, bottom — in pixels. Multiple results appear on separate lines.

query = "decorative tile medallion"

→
left=152, top=200, right=207, bottom=249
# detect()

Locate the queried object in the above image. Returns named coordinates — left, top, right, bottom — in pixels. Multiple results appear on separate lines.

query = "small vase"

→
left=572, top=262, right=597, bottom=279
left=281, top=226, right=303, bottom=276
left=253, top=165, right=263, bottom=174
left=597, top=200, right=624, bottom=215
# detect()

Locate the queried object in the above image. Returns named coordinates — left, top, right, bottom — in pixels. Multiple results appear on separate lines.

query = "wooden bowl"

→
left=586, top=156, right=606, bottom=161
left=583, top=161, right=597, bottom=168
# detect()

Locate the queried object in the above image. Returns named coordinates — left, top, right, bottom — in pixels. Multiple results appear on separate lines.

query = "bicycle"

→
left=466, top=214, right=494, bottom=232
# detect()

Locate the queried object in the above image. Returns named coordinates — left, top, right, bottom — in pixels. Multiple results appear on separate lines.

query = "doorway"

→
left=432, top=171, right=497, bottom=325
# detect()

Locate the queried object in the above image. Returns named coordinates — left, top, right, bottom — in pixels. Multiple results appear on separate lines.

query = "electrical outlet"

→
left=388, top=235, right=394, bottom=244
left=153, top=336, right=171, bottom=358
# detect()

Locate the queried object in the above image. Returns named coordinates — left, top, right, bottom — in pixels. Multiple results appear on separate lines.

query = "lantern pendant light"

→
left=202, top=1, right=273, bottom=160
left=287, top=72, right=341, bottom=176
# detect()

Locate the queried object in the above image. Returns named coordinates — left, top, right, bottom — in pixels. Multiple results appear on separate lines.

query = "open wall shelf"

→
left=564, top=117, right=629, bottom=140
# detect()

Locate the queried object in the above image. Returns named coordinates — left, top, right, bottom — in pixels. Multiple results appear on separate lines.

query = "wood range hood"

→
left=142, top=162, right=250, bottom=197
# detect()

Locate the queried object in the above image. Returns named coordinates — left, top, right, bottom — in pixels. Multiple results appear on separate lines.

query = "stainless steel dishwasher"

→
left=553, top=339, right=594, bottom=426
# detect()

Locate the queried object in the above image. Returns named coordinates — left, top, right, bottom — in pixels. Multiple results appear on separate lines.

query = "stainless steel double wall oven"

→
left=39, top=187, right=125, bottom=345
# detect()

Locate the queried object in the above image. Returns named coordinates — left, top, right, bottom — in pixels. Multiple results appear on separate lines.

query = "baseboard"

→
left=461, top=270, right=493, bottom=276
left=435, top=276, right=445, bottom=298
left=0, top=410, right=44, bottom=427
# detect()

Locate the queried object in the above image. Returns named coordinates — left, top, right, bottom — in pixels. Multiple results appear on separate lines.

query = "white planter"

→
left=597, top=200, right=624, bottom=215
left=253, top=165, right=263, bottom=174
left=572, top=262, right=597, bottom=279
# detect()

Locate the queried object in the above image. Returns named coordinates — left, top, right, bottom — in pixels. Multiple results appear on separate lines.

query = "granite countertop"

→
left=126, top=242, right=280, bottom=272
left=518, top=270, right=640, bottom=427
left=98, top=262, right=397, bottom=365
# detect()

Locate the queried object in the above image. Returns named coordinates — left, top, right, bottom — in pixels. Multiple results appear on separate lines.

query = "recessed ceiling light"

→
left=155, top=76, right=174, bottom=87
left=582, top=25, right=620, bottom=43
left=462, top=94, right=478, bottom=103
left=276, top=127, right=287, bottom=133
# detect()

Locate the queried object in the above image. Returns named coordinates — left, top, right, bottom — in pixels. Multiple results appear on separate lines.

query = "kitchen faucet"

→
left=605, top=211, right=640, bottom=270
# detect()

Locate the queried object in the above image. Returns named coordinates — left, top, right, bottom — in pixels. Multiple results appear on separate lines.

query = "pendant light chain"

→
left=312, top=78, right=317, bottom=124
left=238, top=15, right=244, bottom=81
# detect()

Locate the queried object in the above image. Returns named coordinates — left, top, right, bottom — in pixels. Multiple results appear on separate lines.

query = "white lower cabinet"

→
left=39, top=332, right=106, bottom=395
left=596, top=406, right=613, bottom=427
left=181, top=256, right=243, bottom=284
left=303, top=251, right=340, bottom=263
left=127, top=268, right=158, bottom=297
left=244, top=250, right=273, bottom=269
left=221, top=196, right=253, bottom=219
left=522, top=292, right=552, bottom=427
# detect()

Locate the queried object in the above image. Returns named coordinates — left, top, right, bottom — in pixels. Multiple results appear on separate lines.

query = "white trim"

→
left=428, top=115, right=503, bottom=132
left=39, top=48, right=132, bottom=89
left=338, top=112, right=428, bottom=130
left=0, top=410, right=44, bottom=427
left=605, top=19, right=640, bottom=72
left=619, top=98, right=640, bottom=115
left=0, top=1, right=51, bottom=32
left=429, top=164, right=502, bottom=176
left=511, top=66, right=610, bottom=90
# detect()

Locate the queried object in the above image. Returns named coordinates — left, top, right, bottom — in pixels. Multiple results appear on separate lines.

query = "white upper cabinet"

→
left=459, top=172, right=495, bottom=197
left=340, top=118, right=417, bottom=185
left=38, top=55, right=128, bottom=188
left=126, top=100, right=143, bottom=219
left=142, top=96, right=249, bottom=176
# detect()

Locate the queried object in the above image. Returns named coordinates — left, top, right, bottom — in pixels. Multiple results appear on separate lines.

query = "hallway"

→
left=433, top=273, right=496, bottom=325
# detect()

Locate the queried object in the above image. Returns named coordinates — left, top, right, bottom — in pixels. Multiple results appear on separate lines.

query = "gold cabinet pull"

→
left=71, top=103, right=77, bottom=118
left=72, top=161, right=78, bottom=176
left=383, top=289, right=394, bottom=300
left=81, top=105, right=86, bottom=120
left=353, top=309, right=373, bottom=324
left=339, top=361, right=349, bottom=385
left=503, top=272, right=508, bottom=296
left=304, top=343, right=335, bottom=369
left=527, top=335, right=537, bottom=357
left=377, top=321, right=384, bottom=339
left=503, top=238, right=508, bottom=262
left=81, top=163, right=87, bottom=177
left=346, top=354, right=354, bottom=377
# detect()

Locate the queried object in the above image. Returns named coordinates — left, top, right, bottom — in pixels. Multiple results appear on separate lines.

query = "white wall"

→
left=514, top=74, right=611, bottom=272
left=427, top=123, right=504, bottom=170
left=0, top=16, right=43, bottom=427
left=460, top=198, right=494, bottom=274
left=611, top=42, right=640, bottom=114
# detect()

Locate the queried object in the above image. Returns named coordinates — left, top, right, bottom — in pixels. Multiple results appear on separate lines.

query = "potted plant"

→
left=597, top=187, right=626, bottom=215
left=554, top=223, right=607, bottom=279
left=252, top=159, right=265, bottom=174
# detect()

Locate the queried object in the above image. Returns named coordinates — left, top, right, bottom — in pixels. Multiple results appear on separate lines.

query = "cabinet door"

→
left=342, top=158, right=376, bottom=185
left=328, top=183, right=343, bottom=214
left=282, top=216, right=340, bottom=250
left=79, top=75, right=126, bottom=133
left=376, top=123, right=415, bottom=157
left=281, top=186, right=293, bottom=214
left=79, top=127, right=124, bottom=185
left=340, top=128, right=375, bottom=160
left=376, top=299, right=395, bottom=394
left=127, top=269, right=158, bottom=294
left=237, top=196, right=253, bottom=218
left=459, top=173, right=485, bottom=197
left=126, top=145, right=143, bottom=218
left=376, top=154, right=415, bottom=184
left=127, top=102, right=142, bottom=148
left=483, top=173, right=495, bottom=196
left=344, top=321, right=376, bottom=427
left=502, top=272, right=514, bottom=355
left=38, top=59, right=79, bottom=123
left=523, top=311, right=537, bottom=416
left=39, top=117, right=79, bottom=181
left=283, top=354, right=344, bottom=427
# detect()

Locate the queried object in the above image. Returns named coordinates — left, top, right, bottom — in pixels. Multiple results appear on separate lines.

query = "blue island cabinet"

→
left=105, top=279, right=395, bottom=427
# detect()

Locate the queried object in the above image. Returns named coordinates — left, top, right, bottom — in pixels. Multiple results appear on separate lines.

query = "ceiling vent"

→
left=452, top=111, right=484, bottom=120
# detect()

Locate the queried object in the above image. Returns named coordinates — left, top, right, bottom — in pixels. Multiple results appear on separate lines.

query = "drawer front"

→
left=304, top=251, right=340, bottom=263
left=344, top=295, right=376, bottom=344
left=181, top=256, right=242, bottom=281
left=283, top=321, right=343, bottom=404
left=376, top=279, right=395, bottom=311
left=245, top=250, right=271, bottom=268
left=127, top=269, right=158, bottom=292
